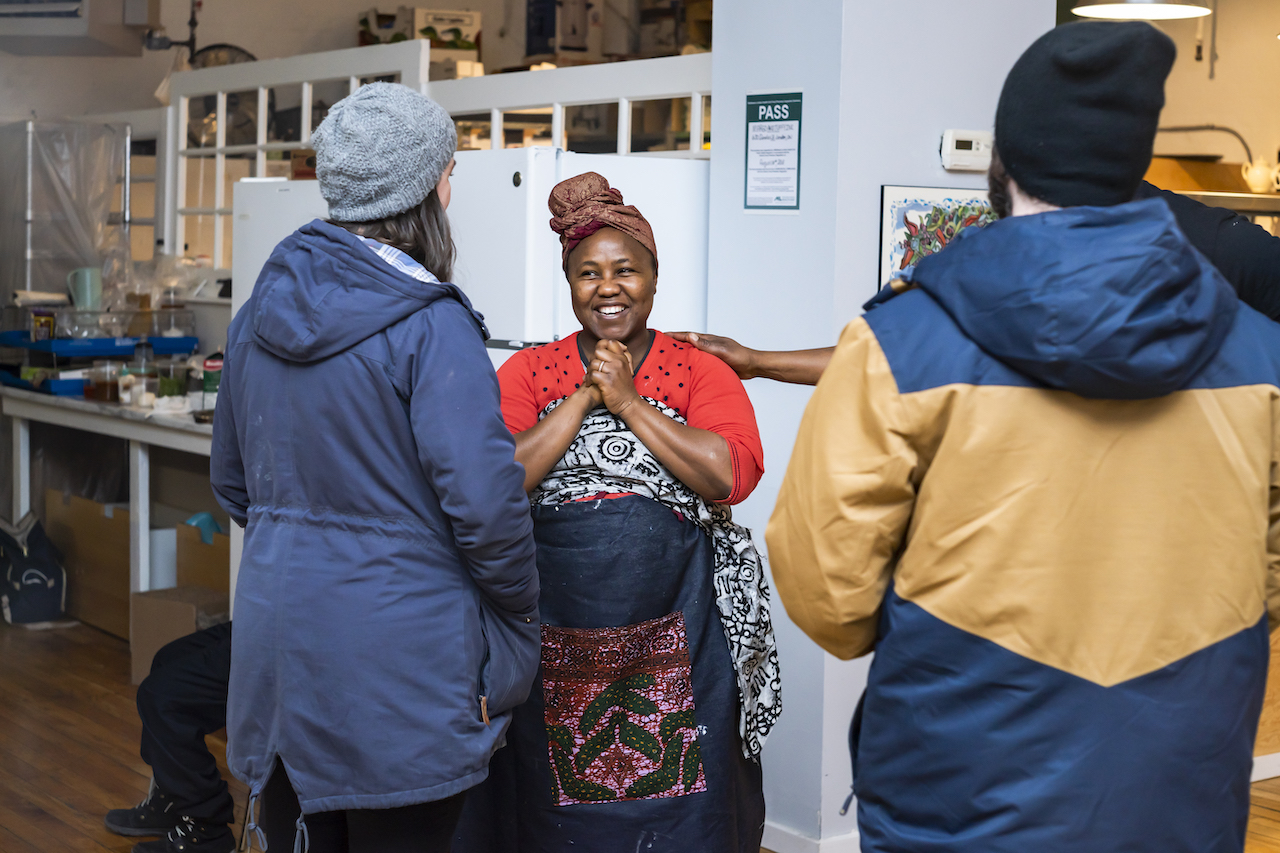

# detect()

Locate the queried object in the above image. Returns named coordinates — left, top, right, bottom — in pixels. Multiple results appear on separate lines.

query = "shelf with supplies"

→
left=0, top=331, right=199, bottom=358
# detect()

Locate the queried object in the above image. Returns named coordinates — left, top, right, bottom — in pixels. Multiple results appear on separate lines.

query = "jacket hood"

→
left=250, top=219, right=485, bottom=363
left=899, top=198, right=1238, bottom=399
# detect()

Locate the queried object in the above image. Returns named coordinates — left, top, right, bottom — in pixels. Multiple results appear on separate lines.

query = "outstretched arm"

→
left=668, top=331, right=833, bottom=386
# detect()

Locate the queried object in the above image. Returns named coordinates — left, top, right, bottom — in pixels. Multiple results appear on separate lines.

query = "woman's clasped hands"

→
left=583, top=339, right=638, bottom=416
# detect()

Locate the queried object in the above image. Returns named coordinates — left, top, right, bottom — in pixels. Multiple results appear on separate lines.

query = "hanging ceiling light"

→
left=1073, top=0, right=1212, bottom=20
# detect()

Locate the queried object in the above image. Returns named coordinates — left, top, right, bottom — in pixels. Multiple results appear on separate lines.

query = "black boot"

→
left=131, top=816, right=236, bottom=853
left=105, top=777, right=183, bottom=837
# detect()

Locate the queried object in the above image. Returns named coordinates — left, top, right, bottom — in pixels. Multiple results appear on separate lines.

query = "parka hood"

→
left=899, top=198, right=1238, bottom=399
left=249, top=219, right=485, bottom=363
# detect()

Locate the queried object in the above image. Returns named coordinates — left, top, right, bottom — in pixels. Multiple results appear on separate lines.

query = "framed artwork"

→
left=879, top=186, right=997, bottom=288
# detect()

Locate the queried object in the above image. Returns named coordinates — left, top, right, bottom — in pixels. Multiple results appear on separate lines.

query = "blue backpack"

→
left=0, top=513, right=67, bottom=625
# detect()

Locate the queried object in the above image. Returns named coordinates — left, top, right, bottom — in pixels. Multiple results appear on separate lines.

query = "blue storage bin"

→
left=45, top=378, right=86, bottom=396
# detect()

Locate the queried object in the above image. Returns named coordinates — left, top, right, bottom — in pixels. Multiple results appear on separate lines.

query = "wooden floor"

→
left=0, top=620, right=251, bottom=852
left=4, top=619, right=1280, bottom=853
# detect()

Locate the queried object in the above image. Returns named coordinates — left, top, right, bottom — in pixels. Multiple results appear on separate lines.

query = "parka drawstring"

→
left=292, top=814, right=310, bottom=853
left=244, top=791, right=268, bottom=851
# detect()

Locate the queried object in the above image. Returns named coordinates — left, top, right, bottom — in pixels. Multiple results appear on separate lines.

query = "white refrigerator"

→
left=231, top=148, right=710, bottom=369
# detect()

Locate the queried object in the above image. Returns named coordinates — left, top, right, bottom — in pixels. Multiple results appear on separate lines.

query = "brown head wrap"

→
left=548, top=171, right=658, bottom=274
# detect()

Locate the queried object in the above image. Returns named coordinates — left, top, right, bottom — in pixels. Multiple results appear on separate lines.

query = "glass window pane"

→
left=264, top=151, right=292, bottom=179
left=268, top=85, right=303, bottom=143
left=224, top=154, right=257, bottom=210
left=220, top=215, right=234, bottom=270
left=187, top=94, right=218, bottom=148
left=131, top=154, right=156, bottom=178
left=358, top=72, right=400, bottom=87
left=701, top=95, right=711, bottom=151
left=182, top=214, right=215, bottom=266
left=290, top=149, right=317, bottom=180
left=130, top=174, right=156, bottom=221
left=564, top=103, right=618, bottom=154
left=130, top=225, right=155, bottom=263
left=226, top=89, right=259, bottom=146
left=630, top=98, right=691, bottom=153
left=310, top=80, right=351, bottom=133
left=454, top=112, right=492, bottom=151
left=183, top=154, right=218, bottom=210
left=502, top=109, right=553, bottom=149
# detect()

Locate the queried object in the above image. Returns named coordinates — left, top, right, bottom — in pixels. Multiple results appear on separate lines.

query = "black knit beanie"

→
left=995, top=21, right=1176, bottom=208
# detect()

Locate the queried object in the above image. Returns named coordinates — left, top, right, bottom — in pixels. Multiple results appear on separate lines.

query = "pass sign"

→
left=745, top=92, right=802, bottom=211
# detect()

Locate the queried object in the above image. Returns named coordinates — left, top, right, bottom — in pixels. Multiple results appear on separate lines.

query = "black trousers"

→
left=261, top=759, right=466, bottom=853
left=137, top=621, right=235, bottom=826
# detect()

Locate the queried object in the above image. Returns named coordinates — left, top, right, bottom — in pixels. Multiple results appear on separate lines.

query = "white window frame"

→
left=428, top=53, right=712, bottom=158
left=162, top=46, right=710, bottom=268
left=163, top=41, right=431, bottom=267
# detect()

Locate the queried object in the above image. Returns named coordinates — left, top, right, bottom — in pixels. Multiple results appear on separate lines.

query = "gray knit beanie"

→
left=312, top=82, right=457, bottom=222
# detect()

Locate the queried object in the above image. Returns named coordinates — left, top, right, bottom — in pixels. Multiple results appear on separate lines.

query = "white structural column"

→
left=11, top=415, right=28, bottom=520
left=129, top=439, right=151, bottom=593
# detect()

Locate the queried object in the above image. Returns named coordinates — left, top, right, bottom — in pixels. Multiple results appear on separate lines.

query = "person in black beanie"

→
left=993, top=20, right=1173, bottom=208
left=761, top=18, right=1279, bottom=853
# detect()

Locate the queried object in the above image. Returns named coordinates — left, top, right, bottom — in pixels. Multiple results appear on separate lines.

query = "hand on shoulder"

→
left=668, top=331, right=759, bottom=380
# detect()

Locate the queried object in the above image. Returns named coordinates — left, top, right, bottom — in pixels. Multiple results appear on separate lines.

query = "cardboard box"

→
left=429, top=48, right=482, bottom=81
left=176, top=523, right=230, bottom=596
left=130, top=587, right=230, bottom=685
left=45, top=490, right=130, bottom=639
left=290, top=149, right=316, bottom=180
left=359, top=7, right=481, bottom=50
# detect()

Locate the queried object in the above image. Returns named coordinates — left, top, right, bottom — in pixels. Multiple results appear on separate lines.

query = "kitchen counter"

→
left=1, top=385, right=217, bottom=602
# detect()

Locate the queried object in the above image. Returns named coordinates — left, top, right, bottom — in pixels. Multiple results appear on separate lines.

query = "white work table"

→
left=2, top=386, right=214, bottom=596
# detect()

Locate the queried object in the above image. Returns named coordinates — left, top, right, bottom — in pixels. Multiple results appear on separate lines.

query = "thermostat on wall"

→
left=941, top=130, right=994, bottom=172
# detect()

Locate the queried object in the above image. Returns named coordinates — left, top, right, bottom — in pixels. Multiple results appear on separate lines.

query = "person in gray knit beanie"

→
left=312, top=81, right=457, bottom=222
left=311, top=81, right=459, bottom=281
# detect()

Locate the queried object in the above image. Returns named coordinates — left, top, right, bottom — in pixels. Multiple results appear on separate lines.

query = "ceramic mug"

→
left=66, top=266, right=102, bottom=311
left=1241, top=158, right=1280, bottom=194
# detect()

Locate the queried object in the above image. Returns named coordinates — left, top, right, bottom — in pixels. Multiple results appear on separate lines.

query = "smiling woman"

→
left=453, top=172, right=781, bottom=853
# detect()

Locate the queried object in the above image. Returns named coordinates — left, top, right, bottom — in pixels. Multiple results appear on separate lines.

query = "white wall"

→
left=708, top=1, right=1055, bottom=848
left=708, top=0, right=844, bottom=843
left=0, top=0, right=518, bottom=121
left=1156, top=0, right=1280, bottom=165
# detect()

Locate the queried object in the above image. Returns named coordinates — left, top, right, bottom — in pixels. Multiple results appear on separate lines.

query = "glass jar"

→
left=150, top=309, right=196, bottom=339
left=83, top=366, right=120, bottom=403
left=98, top=311, right=132, bottom=339
left=55, top=309, right=108, bottom=339
left=126, top=339, right=158, bottom=379
left=156, top=359, right=189, bottom=398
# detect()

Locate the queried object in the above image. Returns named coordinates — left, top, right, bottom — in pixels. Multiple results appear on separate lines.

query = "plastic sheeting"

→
left=0, top=121, right=127, bottom=309
left=0, top=122, right=130, bottom=520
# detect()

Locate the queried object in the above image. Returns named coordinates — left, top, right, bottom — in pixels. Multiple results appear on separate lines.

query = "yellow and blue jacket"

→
left=767, top=198, right=1280, bottom=852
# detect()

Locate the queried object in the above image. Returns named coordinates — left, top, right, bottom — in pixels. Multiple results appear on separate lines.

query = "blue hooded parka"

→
left=211, top=220, right=540, bottom=814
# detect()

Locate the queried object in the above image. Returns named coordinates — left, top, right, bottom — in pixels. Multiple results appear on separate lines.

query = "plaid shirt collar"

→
left=358, top=236, right=439, bottom=284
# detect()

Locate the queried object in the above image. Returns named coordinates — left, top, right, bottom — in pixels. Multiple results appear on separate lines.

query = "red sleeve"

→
left=684, top=349, right=765, bottom=505
left=497, top=349, right=540, bottom=434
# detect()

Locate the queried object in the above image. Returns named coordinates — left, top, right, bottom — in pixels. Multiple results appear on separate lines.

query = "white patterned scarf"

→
left=531, top=397, right=782, bottom=758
